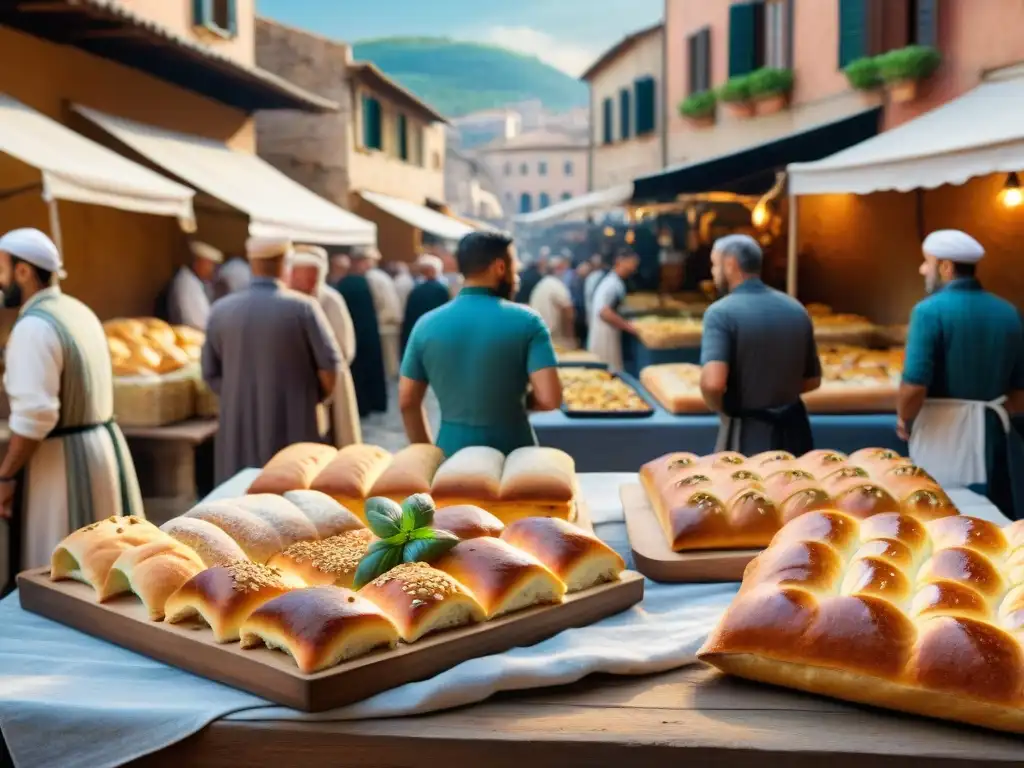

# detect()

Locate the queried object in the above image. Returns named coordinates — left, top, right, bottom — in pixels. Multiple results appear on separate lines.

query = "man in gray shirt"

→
left=202, top=237, right=341, bottom=483
left=699, top=234, right=821, bottom=455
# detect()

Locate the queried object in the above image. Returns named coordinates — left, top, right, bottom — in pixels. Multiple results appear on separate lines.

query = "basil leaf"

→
left=400, top=493, right=436, bottom=532
left=401, top=531, right=460, bottom=564
left=366, top=538, right=396, bottom=555
left=353, top=543, right=403, bottom=590
left=364, top=497, right=404, bottom=539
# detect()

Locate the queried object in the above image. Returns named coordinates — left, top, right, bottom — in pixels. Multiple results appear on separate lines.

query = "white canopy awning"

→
left=357, top=191, right=474, bottom=241
left=74, top=105, right=376, bottom=246
left=513, top=183, right=633, bottom=225
left=788, top=68, right=1024, bottom=196
left=0, top=95, right=195, bottom=226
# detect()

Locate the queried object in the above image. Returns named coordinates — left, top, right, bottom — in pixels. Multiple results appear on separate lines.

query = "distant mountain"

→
left=351, top=37, right=589, bottom=117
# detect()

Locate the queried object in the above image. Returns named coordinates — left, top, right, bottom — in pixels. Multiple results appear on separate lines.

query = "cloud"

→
left=477, top=26, right=598, bottom=77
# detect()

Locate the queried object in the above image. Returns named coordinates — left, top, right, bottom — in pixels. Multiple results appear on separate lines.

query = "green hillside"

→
left=351, top=37, right=589, bottom=117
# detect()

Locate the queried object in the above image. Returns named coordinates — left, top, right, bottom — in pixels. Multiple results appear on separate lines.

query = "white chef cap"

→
left=922, top=230, right=985, bottom=264
left=189, top=240, right=224, bottom=264
left=246, top=236, right=292, bottom=261
left=0, top=228, right=66, bottom=279
left=291, top=245, right=328, bottom=280
left=416, top=254, right=443, bottom=274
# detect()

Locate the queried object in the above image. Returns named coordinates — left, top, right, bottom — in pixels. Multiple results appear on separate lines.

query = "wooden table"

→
left=131, top=664, right=1024, bottom=767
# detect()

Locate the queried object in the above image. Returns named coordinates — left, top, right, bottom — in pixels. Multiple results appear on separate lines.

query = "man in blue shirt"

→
left=899, top=229, right=1024, bottom=518
left=398, top=231, right=563, bottom=456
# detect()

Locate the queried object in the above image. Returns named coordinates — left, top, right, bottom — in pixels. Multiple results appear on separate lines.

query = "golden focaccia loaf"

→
left=247, top=443, right=338, bottom=495
left=310, top=444, right=393, bottom=517
left=368, top=444, right=445, bottom=500
left=699, top=512, right=1024, bottom=734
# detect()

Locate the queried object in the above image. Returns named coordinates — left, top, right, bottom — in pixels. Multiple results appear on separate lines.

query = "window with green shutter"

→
left=362, top=95, right=382, bottom=151
left=192, top=0, right=237, bottom=38
left=634, top=76, right=656, bottom=136
left=912, top=0, right=938, bottom=47
left=838, top=0, right=868, bottom=68
left=619, top=88, right=631, bottom=140
left=397, top=114, right=409, bottom=161
left=728, top=1, right=764, bottom=77
left=602, top=98, right=613, bottom=144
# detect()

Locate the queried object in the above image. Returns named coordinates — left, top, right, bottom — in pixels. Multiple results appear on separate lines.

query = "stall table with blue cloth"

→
left=0, top=470, right=1019, bottom=768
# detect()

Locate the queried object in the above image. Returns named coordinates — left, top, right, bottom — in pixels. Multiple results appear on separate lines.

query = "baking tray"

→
left=18, top=568, right=644, bottom=713
left=560, top=370, right=656, bottom=420
left=620, top=483, right=758, bottom=582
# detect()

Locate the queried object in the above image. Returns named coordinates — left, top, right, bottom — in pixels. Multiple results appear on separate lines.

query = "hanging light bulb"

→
left=751, top=201, right=771, bottom=228
left=1000, top=172, right=1023, bottom=209
left=603, top=226, right=615, bottom=237
left=624, top=229, right=636, bottom=245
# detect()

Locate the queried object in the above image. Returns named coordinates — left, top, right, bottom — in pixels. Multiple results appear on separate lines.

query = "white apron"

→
left=587, top=273, right=625, bottom=371
left=909, top=397, right=1011, bottom=488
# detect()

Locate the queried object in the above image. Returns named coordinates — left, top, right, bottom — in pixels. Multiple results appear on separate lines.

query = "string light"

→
left=999, top=172, right=1022, bottom=209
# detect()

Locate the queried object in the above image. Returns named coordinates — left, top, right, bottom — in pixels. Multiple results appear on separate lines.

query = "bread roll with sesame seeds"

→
left=267, top=530, right=374, bottom=589
left=164, top=560, right=295, bottom=643
left=358, top=562, right=485, bottom=642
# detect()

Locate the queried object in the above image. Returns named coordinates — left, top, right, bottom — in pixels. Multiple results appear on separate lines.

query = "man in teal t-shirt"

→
left=398, top=231, right=563, bottom=456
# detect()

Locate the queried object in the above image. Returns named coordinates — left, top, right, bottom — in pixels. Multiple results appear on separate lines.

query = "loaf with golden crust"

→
left=699, top=512, right=1024, bottom=734
left=267, top=530, right=374, bottom=589
left=281, top=490, right=365, bottom=539
left=247, top=443, right=338, bottom=494
left=310, top=444, right=392, bottom=516
left=639, top=449, right=958, bottom=552
left=432, top=505, right=505, bottom=539
left=230, top=494, right=319, bottom=550
left=501, top=517, right=625, bottom=592
left=435, top=537, right=567, bottom=617
left=103, top=539, right=206, bottom=620
left=430, top=446, right=505, bottom=503
left=639, top=363, right=707, bottom=415
left=368, top=444, right=445, bottom=500
left=184, top=501, right=284, bottom=564
left=358, top=562, right=485, bottom=642
left=159, top=516, right=248, bottom=567
left=50, top=516, right=166, bottom=597
left=239, top=587, right=399, bottom=673
left=164, top=560, right=295, bottom=642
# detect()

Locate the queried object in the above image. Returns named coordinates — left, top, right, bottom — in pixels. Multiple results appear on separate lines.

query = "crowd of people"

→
left=0, top=222, right=1022, bottom=593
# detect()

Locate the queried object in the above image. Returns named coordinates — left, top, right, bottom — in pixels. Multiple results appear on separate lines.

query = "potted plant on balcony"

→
left=876, top=45, right=942, bottom=103
left=843, top=56, right=883, bottom=91
left=747, top=67, right=795, bottom=116
left=679, top=91, right=717, bottom=128
left=717, top=74, right=754, bottom=119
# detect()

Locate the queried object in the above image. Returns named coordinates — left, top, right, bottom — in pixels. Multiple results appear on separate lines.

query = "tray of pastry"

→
left=632, top=316, right=704, bottom=349
left=20, top=491, right=642, bottom=712
left=557, top=367, right=655, bottom=419
left=698, top=510, right=1024, bottom=735
left=248, top=443, right=583, bottom=525
left=622, top=448, right=960, bottom=582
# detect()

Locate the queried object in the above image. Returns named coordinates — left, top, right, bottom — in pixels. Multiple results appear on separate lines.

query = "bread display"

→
left=230, top=494, right=320, bottom=551
left=102, top=539, right=206, bottom=620
left=435, top=537, right=567, bottom=617
left=501, top=517, right=625, bottom=593
left=553, top=345, right=601, bottom=364
left=432, top=505, right=505, bottom=539
left=698, top=512, right=1024, bottom=734
left=281, top=490, right=365, bottom=539
left=641, top=345, right=905, bottom=415
left=639, top=449, right=958, bottom=552
left=310, top=444, right=393, bottom=516
left=50, top=515, right=166, bottom=597
left=811, top=311, right=877, bottom=342
left=357, top=562, right=485, bottom=642
left=558, top=367, right=651, bottom=414
left=430, top=446, right=505, bottom=502
left=268, top=530, right=374, bottom=589
left=164, top=560, right=294, bottom=642
left=159, top=516, right=248, bottom=567
left=247, top=443, right=338, bottom=495
left=368, top=444, right=446, bottom=499
left=184, top=501, right=285, bottom=563
left=239, top=587, right=400, bottom=673
left=632, top=316, right=703, bottom=349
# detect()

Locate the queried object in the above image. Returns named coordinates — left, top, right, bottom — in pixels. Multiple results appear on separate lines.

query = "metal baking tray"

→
left=560, top=369, right=656, bottom=420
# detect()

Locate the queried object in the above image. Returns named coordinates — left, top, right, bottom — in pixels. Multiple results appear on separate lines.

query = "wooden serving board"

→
left=17, top=567, right=644, bottom=713
left=621, top=483, right=758, bottom=582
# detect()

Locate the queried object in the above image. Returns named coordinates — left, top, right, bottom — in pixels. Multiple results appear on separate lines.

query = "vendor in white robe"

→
left=214, top=253, right=252, bottom=300
left=587, top=251, right=640, bottom=371
left=0, top=228, right=143, bottom=588
left=529, top=255, right=575, bottom=349
left=392, top=261, right=416, bottom=317
left=364, top=249, right=404, bottom=378
left=167, top=240, right=222, bottom=330
left=290, top=245, right=362, bottom=447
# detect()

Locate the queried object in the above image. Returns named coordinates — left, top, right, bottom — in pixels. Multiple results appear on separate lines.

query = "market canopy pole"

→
left=786, top=192, right=798, bottom=297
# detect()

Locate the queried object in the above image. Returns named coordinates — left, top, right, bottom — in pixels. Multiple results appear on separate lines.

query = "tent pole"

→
left=786, top=192, right=798, bottom=297
left=47, top=198, right=65, bottom=257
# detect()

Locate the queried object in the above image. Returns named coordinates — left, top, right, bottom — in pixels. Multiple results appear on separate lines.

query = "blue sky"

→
left=256, top=0, right=664, bottom=75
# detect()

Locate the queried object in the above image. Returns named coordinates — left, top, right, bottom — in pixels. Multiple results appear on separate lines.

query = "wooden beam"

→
left=15, top=1, right=82, bottom=12
left=71, top=28, right=147, bottom=40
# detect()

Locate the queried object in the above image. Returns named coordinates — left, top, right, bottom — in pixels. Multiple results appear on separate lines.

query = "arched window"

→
left=539, top=192, right=551, bottom=208
left=519, top=192, right=532, bottom=213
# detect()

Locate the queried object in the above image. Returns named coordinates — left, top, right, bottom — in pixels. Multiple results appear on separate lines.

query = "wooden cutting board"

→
left=18, top=567, right=644, bottom=713
left=621, top=483, right=758, bottom=582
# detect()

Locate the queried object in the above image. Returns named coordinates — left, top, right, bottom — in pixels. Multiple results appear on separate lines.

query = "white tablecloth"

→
left=0, top=472, right=748, bottom=768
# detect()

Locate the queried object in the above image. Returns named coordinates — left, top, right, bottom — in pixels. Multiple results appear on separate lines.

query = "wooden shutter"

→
left=602, top=98, right=613, bottom=144
left=619, top=88, right=631, bottom=140
left=728, top=2, right=764, bottom=77
left=362, top=96, right=382, bottom=150
left=192, top=0, right=209, bottom=26
left=688, top=33, right=699, bottom=94
left=699, top=28, right=712, bottom=91
left=634, top=77, right=655, bottom=135
left=226, top=0, right=238, bottom=36
left=397, top=114, right=409, bottom=161
left=838, top=0, right=868, bottom=67
left=915, top=0, right=938, bottom=47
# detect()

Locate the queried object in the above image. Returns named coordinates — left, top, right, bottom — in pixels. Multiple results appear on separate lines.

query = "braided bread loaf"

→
left=699, top=511, right=1024, bottom=733
left=640, top=448, right=958, bottom=551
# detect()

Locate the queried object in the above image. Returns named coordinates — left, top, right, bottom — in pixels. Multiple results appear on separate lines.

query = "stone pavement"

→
left=360, top=378, right=441, bottom=452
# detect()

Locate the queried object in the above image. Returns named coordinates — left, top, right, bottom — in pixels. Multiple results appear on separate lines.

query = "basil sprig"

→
left=353, top=493, right=459, bottom=589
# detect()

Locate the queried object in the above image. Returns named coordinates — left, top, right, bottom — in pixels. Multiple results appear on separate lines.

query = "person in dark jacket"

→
left=335, top=250, right=387, bottom=416
left=401, top=254, right=450, bottom=353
